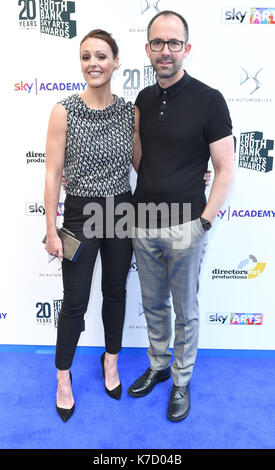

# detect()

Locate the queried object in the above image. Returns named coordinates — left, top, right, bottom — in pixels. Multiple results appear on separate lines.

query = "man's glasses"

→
left=149, top=39, right=186, bottom=52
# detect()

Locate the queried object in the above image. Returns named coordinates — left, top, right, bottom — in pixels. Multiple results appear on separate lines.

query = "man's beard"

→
left=152, top=58, right=181, bottom=79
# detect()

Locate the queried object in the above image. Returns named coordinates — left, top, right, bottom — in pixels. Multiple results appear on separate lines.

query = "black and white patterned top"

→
left=59, top=94, right=135, bottom=197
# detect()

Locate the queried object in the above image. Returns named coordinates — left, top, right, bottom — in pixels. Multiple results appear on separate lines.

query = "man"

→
left=128, top=10, right=234, bottom=421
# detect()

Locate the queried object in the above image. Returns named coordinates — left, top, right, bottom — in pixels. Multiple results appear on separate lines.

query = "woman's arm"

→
left=44, top=103, right=67, bottom=259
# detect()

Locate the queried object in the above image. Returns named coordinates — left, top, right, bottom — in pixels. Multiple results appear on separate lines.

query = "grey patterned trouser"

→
left=133, top=218, right=207, bottom=386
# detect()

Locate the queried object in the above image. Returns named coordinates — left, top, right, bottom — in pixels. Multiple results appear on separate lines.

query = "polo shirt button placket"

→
left=158, top=92, right=168, bottom=123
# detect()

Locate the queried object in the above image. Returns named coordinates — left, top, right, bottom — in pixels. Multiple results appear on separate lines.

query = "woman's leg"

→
left=55, top=236, right=101, bottom=407
left=100, top=235, right=133, bottom=389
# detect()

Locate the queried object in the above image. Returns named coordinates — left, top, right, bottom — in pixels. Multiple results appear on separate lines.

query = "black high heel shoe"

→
left=100, top=352, right=122, bottom=400
left=56, top=371, right=75, bottom=422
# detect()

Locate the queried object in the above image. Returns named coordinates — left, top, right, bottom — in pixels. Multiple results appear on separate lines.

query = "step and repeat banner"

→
left=1, top=0, right=274, bottom=351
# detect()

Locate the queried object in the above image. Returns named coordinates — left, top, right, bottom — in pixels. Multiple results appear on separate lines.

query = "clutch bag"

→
left=42, top=227, right=83, bottom=262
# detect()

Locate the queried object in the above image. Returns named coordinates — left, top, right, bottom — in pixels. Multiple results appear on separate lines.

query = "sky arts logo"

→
left=230, top=313, right=263, bottom=325
left=14, top=79, right=86, bottom=95
left=206, top=312, right=263, bottom=325
left=217, top=206, right=275, bottom=221
left=239, top=131, right=274, bottom=173
left=222, top=7, right=275, bottom=24
left=40, top=0, right=76, bottom=38
left=212, top=254, right=266, bottom=280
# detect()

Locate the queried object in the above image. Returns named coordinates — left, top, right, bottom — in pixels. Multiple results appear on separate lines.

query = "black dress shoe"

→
left=167, top=383, right=190, bottom=422
left=56, top=371, right=75, bottom=423
left=100, top=352, right=122, bottom=400
left=128, top=366, right=171, bottom=397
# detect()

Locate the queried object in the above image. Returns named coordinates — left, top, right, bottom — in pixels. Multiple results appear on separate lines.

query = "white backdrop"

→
left=1, top=0, right=275, bottom=351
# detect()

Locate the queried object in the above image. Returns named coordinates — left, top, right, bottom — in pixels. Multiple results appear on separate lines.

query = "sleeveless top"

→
left=59, top=94, right=135, bottom=197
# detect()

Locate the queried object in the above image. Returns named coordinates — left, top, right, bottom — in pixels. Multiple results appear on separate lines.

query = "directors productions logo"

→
left=26, top=150, right=45, bottom=164
left=18, top=0, right=77, bottom=38
left=222, top=7, right=275, bottom=24
left=206, top=312, right=263, bottom=325
left=212, top=254, right=266, bottom=280
left=239, top=131, right=274, bottom=173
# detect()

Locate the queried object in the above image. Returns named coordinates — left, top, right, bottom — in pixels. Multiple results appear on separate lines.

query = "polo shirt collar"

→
left=155, top=70, right=191, bottom=96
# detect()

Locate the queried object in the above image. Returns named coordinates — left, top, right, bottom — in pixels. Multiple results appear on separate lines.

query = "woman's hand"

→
left=61, top=175, right=67, bottom=190
left=45, top=233, right=63, bottom=261
left=204, top=170, right=212, bottom=186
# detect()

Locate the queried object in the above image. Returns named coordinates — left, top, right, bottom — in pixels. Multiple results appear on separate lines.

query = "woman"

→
left=44, top=29, right=141, bottom=422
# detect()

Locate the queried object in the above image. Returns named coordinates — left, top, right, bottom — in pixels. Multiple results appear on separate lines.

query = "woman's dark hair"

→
left=80, top=29, right=119, bottom=58
left=147, top=11, right=189, bottom=43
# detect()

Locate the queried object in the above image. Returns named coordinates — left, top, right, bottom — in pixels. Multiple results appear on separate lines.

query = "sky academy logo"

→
left=217, top=206, right=275, bottom=221
left=14, top=79, right=86, bottom=95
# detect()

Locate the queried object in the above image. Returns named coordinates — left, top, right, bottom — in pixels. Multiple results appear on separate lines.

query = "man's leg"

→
left=160, top=218, right=207, bottom=420
left=128, top=229, right=172, bottom=397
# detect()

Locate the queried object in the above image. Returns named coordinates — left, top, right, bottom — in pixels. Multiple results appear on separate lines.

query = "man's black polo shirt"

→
left=133, top=71, right=232, bottom=226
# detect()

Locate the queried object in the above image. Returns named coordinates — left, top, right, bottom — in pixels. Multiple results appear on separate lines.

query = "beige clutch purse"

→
left=42, top=227, right=83, bottom=262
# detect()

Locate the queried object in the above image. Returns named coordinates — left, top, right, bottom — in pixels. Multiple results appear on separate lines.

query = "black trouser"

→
left=55, top=192, right=133, bottom=370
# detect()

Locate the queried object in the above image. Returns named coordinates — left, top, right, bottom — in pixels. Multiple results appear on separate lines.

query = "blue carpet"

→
left=0, top=347, right=275, bottom=450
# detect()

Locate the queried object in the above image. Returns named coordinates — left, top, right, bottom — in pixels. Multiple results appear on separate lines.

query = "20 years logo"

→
left=18, top=0, right=77, bottom=38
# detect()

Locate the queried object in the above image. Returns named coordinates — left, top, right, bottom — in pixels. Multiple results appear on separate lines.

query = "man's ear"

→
left=183, top=43, right=192, bottom=59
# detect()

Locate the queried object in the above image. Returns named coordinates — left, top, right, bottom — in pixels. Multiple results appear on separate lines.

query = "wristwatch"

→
left=200, top=217, right=212, bottom=231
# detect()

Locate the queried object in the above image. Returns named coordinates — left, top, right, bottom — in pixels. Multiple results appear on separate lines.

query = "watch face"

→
left=200, top=217, right=212, bottom=231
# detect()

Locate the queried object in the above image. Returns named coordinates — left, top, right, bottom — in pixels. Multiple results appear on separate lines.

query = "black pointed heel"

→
left=56, top=371, right=75, bottom=422
left=100, top=352, right=122, bottom=400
